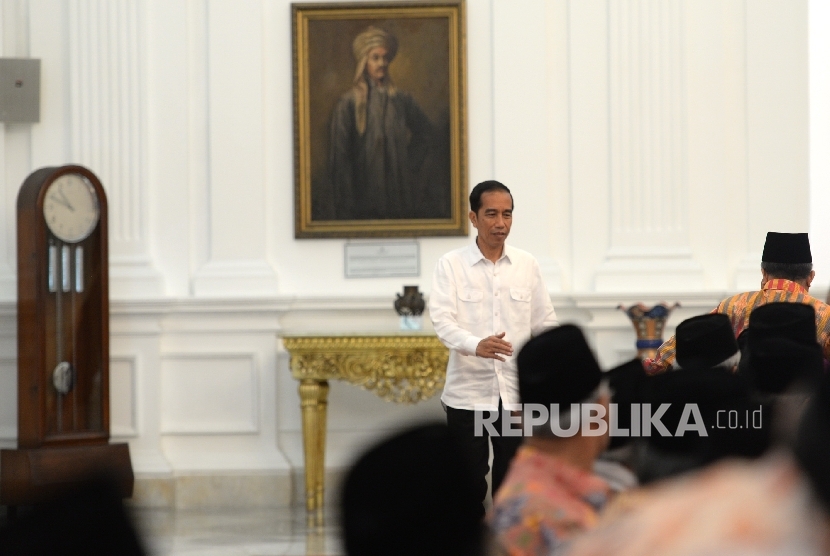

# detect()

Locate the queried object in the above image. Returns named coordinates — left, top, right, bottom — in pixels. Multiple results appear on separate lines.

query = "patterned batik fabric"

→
left=488, top=445, right=611, bottom=556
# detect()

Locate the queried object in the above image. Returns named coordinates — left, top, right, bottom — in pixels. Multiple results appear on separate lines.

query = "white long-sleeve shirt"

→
left=429, top=242, right=558, bottom=410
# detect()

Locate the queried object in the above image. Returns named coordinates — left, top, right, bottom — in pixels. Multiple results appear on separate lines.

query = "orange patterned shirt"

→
left=647, top=279, right=830, bottom=374
left=488, top=445, right=611, bottom=556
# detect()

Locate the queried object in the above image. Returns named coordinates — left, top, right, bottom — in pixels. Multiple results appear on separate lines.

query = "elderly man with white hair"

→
left=328, top=25, right=435, bottom=220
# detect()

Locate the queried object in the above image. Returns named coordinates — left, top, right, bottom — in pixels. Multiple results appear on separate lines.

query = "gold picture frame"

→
left=292, top=1, right=468, bottom=238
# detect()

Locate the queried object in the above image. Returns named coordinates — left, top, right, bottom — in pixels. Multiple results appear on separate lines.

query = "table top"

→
left=281, top=334, right=447, bottom=404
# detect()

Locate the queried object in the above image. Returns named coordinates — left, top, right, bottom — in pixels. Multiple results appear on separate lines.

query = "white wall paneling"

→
left=189, top=0, right=278, bottom=297
left=545, top=0, right=572, bottom=292
left=492, top=0, right=563, bottom=291
left=745, top=0, right=809, bottom=237
left=0, top=302, right=15, bottom=447
left=68, top=0, right=164, bottom=298
left=568, top=0, right=612, bottom=292
left=737, top=0, right=809, bottom=288
left=0, top=356, right=16, bottom=442
left=160, top=353, right=259, bottom=435
left=594, top=0, right=704, bottom=291
left=0, top=0, right=33, bottom=300
left=810, top=0, right=830, bottom=290
left=683, top=0, right=749, bottom=291
left=110, top=309, right=171, bottom=476
left=110, top=354, right=138, bottom=438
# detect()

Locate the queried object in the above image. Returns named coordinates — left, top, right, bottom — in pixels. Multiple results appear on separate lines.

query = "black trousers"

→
left=445, top=399, right=522, bottom=516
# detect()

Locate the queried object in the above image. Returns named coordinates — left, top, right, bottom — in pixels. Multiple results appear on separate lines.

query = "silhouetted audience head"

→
left=341, top=423, right=485, bottom=556
left=739, top=302, right=823, bottom=395
left=674, top=313, right=739, bottom=371
left=633, top=367, right=770, bottom=484
left=518, top=324, right=603, bottom=409
left=605, top=358, right=647, bottom=450
left=0, top=475, right=145, bottom=556
left=795, top=371, right=830, bottom=515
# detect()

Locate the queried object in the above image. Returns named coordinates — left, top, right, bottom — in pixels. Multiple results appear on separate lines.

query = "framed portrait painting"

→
left=292, top=1, right=468, bottom=238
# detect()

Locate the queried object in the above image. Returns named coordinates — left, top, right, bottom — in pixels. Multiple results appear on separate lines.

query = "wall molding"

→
left=596, top=0, right=704, bottom=291
left=68, top=0, right=164, bottom=299
left=160, top=352, right=260, bottom=435
left=110, top=354, right=139, bottom=438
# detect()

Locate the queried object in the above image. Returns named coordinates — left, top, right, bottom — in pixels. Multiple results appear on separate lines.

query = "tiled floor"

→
left=131, top=507, right=343, bottom=556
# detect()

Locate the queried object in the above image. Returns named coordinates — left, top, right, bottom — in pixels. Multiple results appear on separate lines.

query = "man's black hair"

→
left=469, top=180, right=513, bottom=214
left=760, top=261, right=814, bottom=282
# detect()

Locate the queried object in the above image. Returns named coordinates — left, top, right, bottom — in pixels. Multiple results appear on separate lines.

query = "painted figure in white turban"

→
left=328, top=26, right=436, bottom=220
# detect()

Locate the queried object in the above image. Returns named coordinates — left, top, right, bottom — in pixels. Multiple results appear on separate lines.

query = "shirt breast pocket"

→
left=457, top=289, right=484, bottom=323
left=508, top=287, right=532, bottom=323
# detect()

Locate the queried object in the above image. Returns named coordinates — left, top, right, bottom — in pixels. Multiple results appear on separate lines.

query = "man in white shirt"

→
left=429, top=180, right=559, bottom=513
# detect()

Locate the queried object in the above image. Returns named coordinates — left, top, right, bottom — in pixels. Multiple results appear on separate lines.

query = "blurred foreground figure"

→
left=672, top=313, right=741, bottom=371
left=564, top=455, right=826, bottom=556
left=563, top=369, right=830, bottom=555
left=489, top=325, right=612, bottom=556
left=341, top=423, right=488, bottom=556
left=630, top=367, right=770, bottom=485
left=0, top=475, right=145, bottom=556
left=739, top=302, right=824, bottom=396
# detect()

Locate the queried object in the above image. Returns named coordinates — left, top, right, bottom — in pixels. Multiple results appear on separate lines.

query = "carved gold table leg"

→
left=299, top=379, right=329, bottom=516
left=315, top=381, right=329, bottom=515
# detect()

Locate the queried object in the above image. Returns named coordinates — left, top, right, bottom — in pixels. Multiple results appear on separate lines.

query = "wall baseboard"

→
left=129, top=471, right=293, bottom=510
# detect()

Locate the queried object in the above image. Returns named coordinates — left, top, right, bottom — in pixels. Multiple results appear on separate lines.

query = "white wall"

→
left=810, top=0, right=830, bottom=290
left=0, top=0, right=817, bottom=507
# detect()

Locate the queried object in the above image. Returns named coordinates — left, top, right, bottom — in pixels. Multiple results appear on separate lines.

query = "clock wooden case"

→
left=1, top=165, right=133, bottom=506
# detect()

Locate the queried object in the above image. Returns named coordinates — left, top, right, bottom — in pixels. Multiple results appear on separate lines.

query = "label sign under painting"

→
left=344, top=242, right=419, bottom=278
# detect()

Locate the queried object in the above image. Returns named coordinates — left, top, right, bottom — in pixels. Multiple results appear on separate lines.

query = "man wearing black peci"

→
left=648, top=232, right=830, bottom=374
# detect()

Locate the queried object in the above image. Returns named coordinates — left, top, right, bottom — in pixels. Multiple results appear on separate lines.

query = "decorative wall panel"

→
left=69, top=0, right=142, bottom=244
left=110, top=355, right=137, bottom=437
left=160, top=353, right=259, bottom=435
left=68, top=0, right=163, bottom=297
left=609, top=0, right=684, bottom=244
left=0, top=357, right=15, bottom=441
left=595, top=0, right=704, bottom=291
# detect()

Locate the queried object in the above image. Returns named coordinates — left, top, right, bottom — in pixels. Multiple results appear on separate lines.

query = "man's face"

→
left=470, top=190, right=513, bottom=253
left=365, top=46, right=389, bottom=84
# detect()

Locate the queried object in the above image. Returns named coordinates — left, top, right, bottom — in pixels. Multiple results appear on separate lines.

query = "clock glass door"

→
left=43, top=229, right=105, bottom=441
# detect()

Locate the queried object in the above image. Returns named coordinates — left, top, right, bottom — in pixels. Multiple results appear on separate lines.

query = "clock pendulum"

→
left=44, top=173, right=101, bottom=436
left=1, top=165, right=133, bottom=508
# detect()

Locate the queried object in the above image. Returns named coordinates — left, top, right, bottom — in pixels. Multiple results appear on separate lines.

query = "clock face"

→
left=43, top=174, right=101, bottom=243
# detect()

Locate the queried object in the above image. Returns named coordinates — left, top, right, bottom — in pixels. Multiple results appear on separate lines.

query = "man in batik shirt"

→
left=647, top=232, right=830, bottom=374
left=488, top=325, right=612, bottom=556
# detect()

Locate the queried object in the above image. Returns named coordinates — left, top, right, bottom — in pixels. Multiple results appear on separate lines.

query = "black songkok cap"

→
left=761, top=232, right=812, bottom=264
left=518, top=324, right=602, bottom=406
left=740, top=302, right=822, bottom=394
left=748, top=338, right=823, bottom=394
left=795, top=373, right=830, bottom=514
left=747, top=302, right=817, bottom=346
left=675, top=313, right=738, bottom=370
left=606, top=358, right=647, bottom=449
left=341, top=423, right=483, bottom=556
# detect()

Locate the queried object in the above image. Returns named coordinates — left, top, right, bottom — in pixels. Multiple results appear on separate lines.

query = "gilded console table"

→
left=281, top=335, right=448, bottom=514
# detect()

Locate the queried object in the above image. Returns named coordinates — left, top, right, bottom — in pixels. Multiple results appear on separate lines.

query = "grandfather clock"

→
left=0, top=165, right=133, bottom=506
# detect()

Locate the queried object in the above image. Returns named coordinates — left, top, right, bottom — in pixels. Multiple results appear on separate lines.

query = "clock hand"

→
left=48, top=193, right=73, bottom=211
left=58, top=188, right=75, bottom=212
